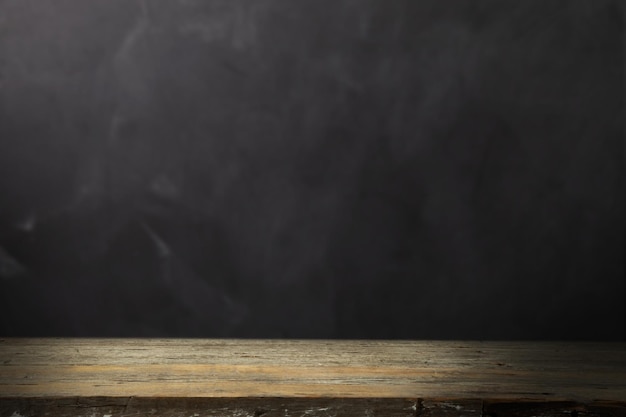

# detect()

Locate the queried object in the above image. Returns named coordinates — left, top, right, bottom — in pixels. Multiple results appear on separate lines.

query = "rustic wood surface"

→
left=0, top=339, right=625, bottom=416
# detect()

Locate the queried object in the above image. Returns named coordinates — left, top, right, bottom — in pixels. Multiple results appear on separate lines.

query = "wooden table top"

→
left=0, top=339, right=624, bottom=416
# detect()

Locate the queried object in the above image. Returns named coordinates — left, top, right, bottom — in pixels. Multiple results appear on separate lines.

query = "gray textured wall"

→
left=0, top=0, right=623, bottom=339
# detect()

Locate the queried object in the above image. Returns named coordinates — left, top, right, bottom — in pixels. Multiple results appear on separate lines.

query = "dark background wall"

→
left=0, top=0, right=623, bottom=340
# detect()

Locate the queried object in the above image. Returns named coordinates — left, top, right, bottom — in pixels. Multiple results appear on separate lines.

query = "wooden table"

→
left=0, top=339, right=624, bottom=416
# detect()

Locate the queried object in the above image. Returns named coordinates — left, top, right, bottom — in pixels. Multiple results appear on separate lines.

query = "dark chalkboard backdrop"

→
left=0, top=0, right=623, bottom=340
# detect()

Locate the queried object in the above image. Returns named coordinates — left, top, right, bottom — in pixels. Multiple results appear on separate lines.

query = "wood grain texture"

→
left=0, top=339, right=625, bottom=416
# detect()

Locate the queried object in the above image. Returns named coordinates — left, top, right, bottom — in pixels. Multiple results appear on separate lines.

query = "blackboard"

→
left=0, top=0, right=623, bottom=339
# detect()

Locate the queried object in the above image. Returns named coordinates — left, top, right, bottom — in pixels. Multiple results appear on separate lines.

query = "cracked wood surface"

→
left=0, top=339, right=625, bottom=416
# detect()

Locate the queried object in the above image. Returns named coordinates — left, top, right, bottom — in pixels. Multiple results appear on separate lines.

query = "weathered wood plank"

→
left=419, top=398, right=483, bottom=417
left=0, top=397, right=418, bottom=417
left=0, top=339, right=625, bottom=416
left=2, top=397, right=626, bottom=417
